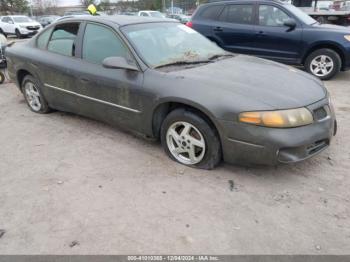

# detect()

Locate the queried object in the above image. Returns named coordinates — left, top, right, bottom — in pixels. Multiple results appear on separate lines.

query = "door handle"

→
left=213, top=27, right=223, bottom=32
left=256, top=31, right=266, bottom=36
left=79, top=77, right=90, bottom=83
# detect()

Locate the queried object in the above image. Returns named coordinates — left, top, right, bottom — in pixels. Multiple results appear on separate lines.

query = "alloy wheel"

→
left=24, top=81, right=42, bottom=111
left=310, top=55, right=334, bottom=77
left=166, top=121, right=206, bottom=165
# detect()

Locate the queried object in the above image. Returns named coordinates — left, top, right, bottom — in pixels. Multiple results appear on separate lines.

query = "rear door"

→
left=191, top=4, right=225, bottom=42
left=213, top=3, right=257, bottom=54
left=253, top=4, right=302, bottom=63
left=34, top=22, right=83, bottom=113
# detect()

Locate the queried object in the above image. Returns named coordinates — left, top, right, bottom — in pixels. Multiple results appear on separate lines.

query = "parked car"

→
left=37, top=15, right=60, bottom=27
left=188, top=0, right=350, bottom=80
left=0, top=15, right=42, bottom=38
left=137, top=11, right=166, bottom=18
left=63, top=11, right=90, bottom=16
left=167, top=14, right=191, bottom=24
left=6, top=16, right=336, bottom=169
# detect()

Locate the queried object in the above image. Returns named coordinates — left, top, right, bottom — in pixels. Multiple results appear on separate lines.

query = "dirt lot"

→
left=0, top=71, right=349, bottom=255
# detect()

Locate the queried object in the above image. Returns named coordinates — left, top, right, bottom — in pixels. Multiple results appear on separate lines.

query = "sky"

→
left=55, top=0, right=123, bottom=7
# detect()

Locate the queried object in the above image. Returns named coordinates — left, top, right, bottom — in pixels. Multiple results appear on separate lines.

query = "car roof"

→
left=59, top=15, right=175, bottom=26
left=204, top=0, right=284, bottom=5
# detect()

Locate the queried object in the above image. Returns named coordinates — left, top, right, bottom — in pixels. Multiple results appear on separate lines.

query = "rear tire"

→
left=21, top=75, right=51, bottom=114
left=161, top=108, right=221, bottom=170
left=305, top=48, right=341, bottom=80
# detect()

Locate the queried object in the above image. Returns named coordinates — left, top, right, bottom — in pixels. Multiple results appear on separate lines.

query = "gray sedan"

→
left=6, top=16, right=336, bottom=169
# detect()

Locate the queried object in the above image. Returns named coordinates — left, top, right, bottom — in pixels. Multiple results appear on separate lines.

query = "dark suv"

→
left=188, top=0, right=350, bottom=80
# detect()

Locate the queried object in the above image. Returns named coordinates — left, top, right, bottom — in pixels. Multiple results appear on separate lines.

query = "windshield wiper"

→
left=154, top=60, right=212, bottom=69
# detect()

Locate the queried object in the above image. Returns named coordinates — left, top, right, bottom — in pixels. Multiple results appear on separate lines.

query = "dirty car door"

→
left=74, top=22, right=144, bottom=132
left=36, top=22, right=83, bottom=113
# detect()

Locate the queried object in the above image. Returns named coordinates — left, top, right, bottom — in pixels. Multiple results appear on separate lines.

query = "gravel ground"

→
left=0, top=71, right=349, bottom=254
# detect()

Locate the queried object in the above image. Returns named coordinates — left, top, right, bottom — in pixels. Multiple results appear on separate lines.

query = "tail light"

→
left=186, top=21, right=193, bottom=28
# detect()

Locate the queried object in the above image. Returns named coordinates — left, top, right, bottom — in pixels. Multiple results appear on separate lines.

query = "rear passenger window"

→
left=219, top=4, right=254, bottom=25
left=199, top=5, right=223, bottom=20
left=82, top=23, right=130, bottom=64
left=37, top=28, right=53, bottom=49
left=47, top=23, right=79, bottom=56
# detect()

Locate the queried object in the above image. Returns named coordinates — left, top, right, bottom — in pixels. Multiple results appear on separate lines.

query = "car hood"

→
left=17, top=22, right=41, bottom=26
left=311, top=23, right=350, bottom=33
left=167, top=55, right=327, bottom=110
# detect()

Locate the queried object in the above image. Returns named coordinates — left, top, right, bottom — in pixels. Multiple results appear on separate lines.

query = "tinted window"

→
left=199, top=5, right=223, bottom=20
left=220, top=4, right=254, bottom=24
left=13, top=16, right=31, bottom=23
left=47, top=23, right=79, bottom=56
left=259, top=5, right=290, bottom=26
left=2, top=17, right=11, bottom=23
left=37, top=28, right=53, bottom=49
left=82, top=23, right=130, bottom=64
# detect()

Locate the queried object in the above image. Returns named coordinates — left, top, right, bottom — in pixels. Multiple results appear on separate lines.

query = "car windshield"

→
left=284, top=4, right=317, bottom=25
left=13, top=16, right=31, bottom=23
left=122, top=23, right=227, bottom=68
left=150, top=11, right=165, bottom=18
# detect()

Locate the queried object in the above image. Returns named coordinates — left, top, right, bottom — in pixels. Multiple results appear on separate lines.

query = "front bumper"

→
left=343, top=44, right=350, bottom=70
left=219, top=97, right=336, bottom=166
left=18, top=27, right=40, bottom=36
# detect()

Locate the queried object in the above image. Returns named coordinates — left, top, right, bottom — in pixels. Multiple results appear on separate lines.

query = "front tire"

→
left=22, top=75, right=50, bottom=113
left=0, top=28, right=7, bottom=38
left=161, top=108, right=221, bottom=170
left=305, top=48, right=341, bottom=80
left=15, top=29, right=22, bottom=38
left=0, top=72, right=4, bottom=84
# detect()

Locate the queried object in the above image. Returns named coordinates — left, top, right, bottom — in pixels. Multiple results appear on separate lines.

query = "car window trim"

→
left=79, top=21, right=139, bottom=68
left=257, top=3, right=301, bottom=27
left=35, top=26, right=54, bottom=50
left=45, top=21, right=82, bottom=58
left=219, top=3, right=255, bottom=25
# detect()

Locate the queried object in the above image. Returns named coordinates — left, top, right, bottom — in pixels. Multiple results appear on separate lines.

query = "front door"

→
left=74, top=22, right=145, bottom=132
left=1, top=17, right=15, bottom=34
left=253, top=4, right=302, bottom=63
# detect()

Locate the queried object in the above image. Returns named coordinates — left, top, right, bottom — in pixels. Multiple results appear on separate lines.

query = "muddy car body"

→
left=6, top=16, right=337, bottom=169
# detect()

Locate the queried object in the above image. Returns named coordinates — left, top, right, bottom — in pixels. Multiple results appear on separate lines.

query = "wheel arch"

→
left=151, top=99, right=222, bottom=142
left=302, top=42, right=346, bottom=70
left=16, top=69, right=33, bottom=91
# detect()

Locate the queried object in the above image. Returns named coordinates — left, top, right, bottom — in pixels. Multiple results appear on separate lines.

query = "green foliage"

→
left=0, top=0, right=29, bottom=14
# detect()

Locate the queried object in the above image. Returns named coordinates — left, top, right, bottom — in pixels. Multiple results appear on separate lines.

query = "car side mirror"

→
left=8, top=20, right=14, bottom=24
left=283, top=19, right=296, bottom=30
left=102, top=56, right=139, bottom=71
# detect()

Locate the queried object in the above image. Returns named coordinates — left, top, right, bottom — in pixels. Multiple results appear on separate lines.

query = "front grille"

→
left=313, top=106, right=328, bottom=121
left=306, top=139, right=329, bottom=155
left=26, top=26, right=40, bottom=30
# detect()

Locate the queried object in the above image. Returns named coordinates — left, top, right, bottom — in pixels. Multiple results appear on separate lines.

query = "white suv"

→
left=137, top=11, right=166, bottom=18
left=0, top=16, right=42, bottom=38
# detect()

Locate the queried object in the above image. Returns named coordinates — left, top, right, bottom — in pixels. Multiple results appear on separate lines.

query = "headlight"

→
left=19, top=25, right=27, bottom=28
left=239, top=108, right=313, bottom=128
left=345, top=35, right=350, bottom=42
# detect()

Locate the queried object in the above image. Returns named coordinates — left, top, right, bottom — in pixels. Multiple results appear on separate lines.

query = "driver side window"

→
left=82, top=23, right=131, bottom=64
left=259, top=5, right=290, bottom=27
